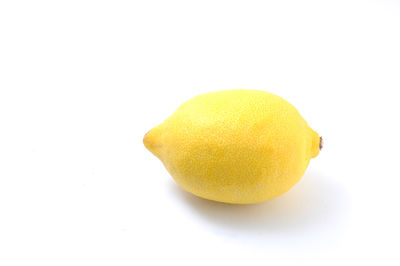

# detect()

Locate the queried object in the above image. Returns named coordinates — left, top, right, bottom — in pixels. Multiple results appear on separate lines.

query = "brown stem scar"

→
left=319, top=136, right=323, bottom=150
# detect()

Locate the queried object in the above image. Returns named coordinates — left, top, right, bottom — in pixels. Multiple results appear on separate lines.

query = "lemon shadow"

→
left=168, top=171, right=349, bottom=238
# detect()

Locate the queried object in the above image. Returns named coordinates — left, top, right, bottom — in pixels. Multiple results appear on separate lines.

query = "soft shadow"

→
left=169, top=171, right=349, bottom=237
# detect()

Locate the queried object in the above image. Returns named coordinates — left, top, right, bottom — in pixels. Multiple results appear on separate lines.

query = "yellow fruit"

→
left=144, top=89, right=321, bottom=204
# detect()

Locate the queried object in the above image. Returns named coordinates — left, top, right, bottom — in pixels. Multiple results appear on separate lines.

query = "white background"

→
left=1, top=0, right=399, bottom=265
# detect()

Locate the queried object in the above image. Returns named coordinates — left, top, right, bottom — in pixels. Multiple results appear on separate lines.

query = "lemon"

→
left=144, top=89, right=321, bottom=204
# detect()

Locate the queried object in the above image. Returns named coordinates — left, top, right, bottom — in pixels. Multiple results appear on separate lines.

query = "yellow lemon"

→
left=144, top=89, right=321, bottom=204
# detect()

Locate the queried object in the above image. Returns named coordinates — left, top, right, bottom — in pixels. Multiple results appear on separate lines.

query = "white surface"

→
left=1, top=0, right=400, bottom=265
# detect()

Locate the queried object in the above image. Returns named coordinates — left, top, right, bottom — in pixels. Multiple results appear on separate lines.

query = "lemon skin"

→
left=144, top=89, right=320, bottom=204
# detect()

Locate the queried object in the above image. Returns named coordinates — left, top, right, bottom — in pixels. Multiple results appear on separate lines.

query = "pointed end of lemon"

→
left=310, top=130, right=321, bottom=159
left=143, top=131, right=152, bottom=150
left=143, top=128, right=162, bottom=158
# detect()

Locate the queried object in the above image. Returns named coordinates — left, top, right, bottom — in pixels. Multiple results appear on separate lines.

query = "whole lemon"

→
left=144, top=90, right=321, bottom=204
